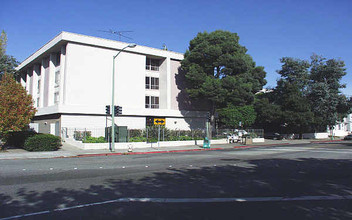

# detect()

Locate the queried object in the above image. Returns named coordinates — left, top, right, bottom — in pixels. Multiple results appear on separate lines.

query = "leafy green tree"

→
left=0, top=73, right=36, bottom=141
left=254, top=55, right=351, bottom=138
left=0, top=31, right=19, bottom=78
left=217, top=105, right=256, bottom=128
left=276, top=58, right=314, bottom=136
left=254, top=93, right=283, bottom=132
left=308, top=54, right=349, bottom=134
left=181, top=30, right=266, bottom=130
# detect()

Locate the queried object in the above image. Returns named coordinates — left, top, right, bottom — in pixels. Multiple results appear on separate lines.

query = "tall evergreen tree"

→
left=309, top=54, right=349, bottom=133
left=181, top=30, right=266, bottom=129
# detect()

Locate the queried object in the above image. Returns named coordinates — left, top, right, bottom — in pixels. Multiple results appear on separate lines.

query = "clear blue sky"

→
left=1, top=0, right=351, bottom=95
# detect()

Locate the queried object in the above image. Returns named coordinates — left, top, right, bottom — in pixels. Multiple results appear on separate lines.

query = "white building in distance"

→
left=16, top=32, right=207, bottom=138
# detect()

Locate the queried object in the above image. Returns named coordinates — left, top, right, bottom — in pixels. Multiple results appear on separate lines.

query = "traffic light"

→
left=114, top=105, right=118, bottom=116
left=206, top=112, right=210, bottom=122
left=114, top=106, right=122, bottom=116
left=105, top=105, right=110, bottom=115
left=117, top=106, right=122, bottom=115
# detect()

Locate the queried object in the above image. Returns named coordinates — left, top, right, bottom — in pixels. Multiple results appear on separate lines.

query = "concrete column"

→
left=39, top=59, right=45, bottom=108
left=25, top=69, right=30, bottom=93
left=59, top=45, right=66, bottom=104
left=63, top=43, right=70, bottom=104
left=166, top=57, right=171, bottom=109
left=48, top=53, right=56, bottom=106
left=20, top=72, right=26, bottom=88
left=32, top=64, right=40, bottom=107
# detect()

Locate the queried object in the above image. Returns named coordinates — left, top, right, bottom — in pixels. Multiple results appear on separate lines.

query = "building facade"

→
left=327, top=113, right=352, bottom=137
left=16, top=32, right=207, bottom=138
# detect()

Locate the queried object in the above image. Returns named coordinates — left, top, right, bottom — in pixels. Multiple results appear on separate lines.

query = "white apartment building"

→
left=328, top=113, right=352, bottom=137
left=16, top=32, right=207, bottom=137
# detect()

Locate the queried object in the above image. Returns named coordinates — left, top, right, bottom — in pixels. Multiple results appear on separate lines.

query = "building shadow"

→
left=0, top=158, right=351, bottom=219
left=174, top=66, right=209, bottom=130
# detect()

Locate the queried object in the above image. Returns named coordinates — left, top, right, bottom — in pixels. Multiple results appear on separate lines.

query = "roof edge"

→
left=16, top=31, right=184, bottom=71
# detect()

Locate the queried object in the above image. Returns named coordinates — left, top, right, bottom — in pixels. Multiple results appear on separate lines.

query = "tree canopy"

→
left=0, top=73, right=36, bottom=140
left=0, top=30, right=19, bottom=78
left=181, top=30, right=266, bottom=129
left=254, top=55, right=351, bottom=135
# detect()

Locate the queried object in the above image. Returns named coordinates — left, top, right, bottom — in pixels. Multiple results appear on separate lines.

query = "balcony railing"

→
left=146, top=84, right=159, bottom=90
left=145, top=104, right=159, bottom=109
left=146, top=65, right=159, bottom=71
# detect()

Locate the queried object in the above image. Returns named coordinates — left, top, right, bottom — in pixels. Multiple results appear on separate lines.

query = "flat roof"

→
left=17, top=31, right=184, bottom=71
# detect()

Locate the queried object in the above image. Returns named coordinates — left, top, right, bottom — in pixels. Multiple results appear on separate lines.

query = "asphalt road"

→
left=0, top=142, right=352, bottom=219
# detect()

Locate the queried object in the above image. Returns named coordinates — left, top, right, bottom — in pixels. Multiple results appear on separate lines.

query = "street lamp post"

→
left=111, top=43, right=136, bottom=152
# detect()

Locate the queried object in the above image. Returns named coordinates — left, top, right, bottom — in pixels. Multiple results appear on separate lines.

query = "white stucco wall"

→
left=64, top=42, right=145, bottom=110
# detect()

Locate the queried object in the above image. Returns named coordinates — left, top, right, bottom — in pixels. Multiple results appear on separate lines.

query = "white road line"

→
left=2, top=195, right=351, bottom=220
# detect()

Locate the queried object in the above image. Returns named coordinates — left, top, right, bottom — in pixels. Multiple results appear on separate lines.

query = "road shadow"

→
left=0, top=158, right=351, bottom=219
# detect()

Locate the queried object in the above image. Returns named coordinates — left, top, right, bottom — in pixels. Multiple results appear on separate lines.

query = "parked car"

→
left=264, top=132, right=284, bottom=140
left=227, top=130, right=248, bottom=143
left=344, top=134, right=352, bottom=140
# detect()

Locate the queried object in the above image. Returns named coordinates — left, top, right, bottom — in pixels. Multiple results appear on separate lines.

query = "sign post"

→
left=153, top=118, right=165, bottom=148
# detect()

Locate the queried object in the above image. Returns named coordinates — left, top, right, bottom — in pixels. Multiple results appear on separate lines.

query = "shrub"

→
left=5, top=130, right=37, bottom=147
left=73, top=130, right=91, bottom=141
left=83, top=136, right=106, bottom=143
left=129, top=137, right=147, bottom=142
left=129, top=129, right=144, bottom=138
left=24, top=134, right=61, bottom=151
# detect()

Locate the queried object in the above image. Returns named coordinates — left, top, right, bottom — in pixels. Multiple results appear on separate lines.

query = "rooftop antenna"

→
left=98, top=29, right=134, bottom=41
left=162, top=43, right=168, bottom=50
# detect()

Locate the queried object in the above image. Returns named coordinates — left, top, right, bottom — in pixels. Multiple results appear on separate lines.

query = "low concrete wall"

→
left=252, top=138, right=265, bottom=143
left=67, top=138, right=228, bottom=150
left=302, top=133, right=329, bottom=139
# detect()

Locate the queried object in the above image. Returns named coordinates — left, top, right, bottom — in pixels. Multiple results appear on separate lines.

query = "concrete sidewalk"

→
left=0, top=139, right=342, bottom=160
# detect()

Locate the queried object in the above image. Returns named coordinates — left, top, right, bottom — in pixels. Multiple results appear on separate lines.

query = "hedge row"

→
left=5, top=131, right=61, bottom=151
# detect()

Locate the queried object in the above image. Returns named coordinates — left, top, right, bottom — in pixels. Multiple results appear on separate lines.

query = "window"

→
left=145, top=96, right=149, bottom=108
left=145, top=77, right=150, bottom=89
left=36, top=98, right=40, bottom=107
left=55, top=52, right=61, bottom=67
left=146, top=57, right=160, bottom=71
left=37, top=79, right=41, bottom=94
left=145, top=96, right=159, bottom=109
left=55, top=71, right=60, bottom=87
left=145, top=77, right=159, bottom=90
left=54, top=92, right=59, bottom=104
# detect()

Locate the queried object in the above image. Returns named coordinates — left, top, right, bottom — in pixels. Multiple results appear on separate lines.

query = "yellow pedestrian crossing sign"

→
left=154, top=118, right=166, bottom=125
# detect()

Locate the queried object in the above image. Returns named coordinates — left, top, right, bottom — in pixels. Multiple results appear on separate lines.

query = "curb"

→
left=74, top=143, right=293, bottom=158
left=75, top=147, right=224, bottom=158
left=310, top=139, right=344, bottom=144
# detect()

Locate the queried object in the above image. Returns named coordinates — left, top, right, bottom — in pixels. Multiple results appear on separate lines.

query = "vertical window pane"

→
left=151, top=77, right=159, bottom=90
left=145, top=77, right=150, bottom=89
left=37, top=79, right=41, bottom=93
left=54, top=92, right=59, bottom=104
left=145, top=96, right=150, bottom=108
left=55, top=71, right=60, bottom=87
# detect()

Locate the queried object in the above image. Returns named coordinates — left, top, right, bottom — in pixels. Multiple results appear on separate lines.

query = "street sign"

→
left=154, top=118, right=165, bottom=125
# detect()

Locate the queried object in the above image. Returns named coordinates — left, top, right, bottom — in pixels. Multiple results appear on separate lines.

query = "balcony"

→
left=145, top=65, right=159, bottom=71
